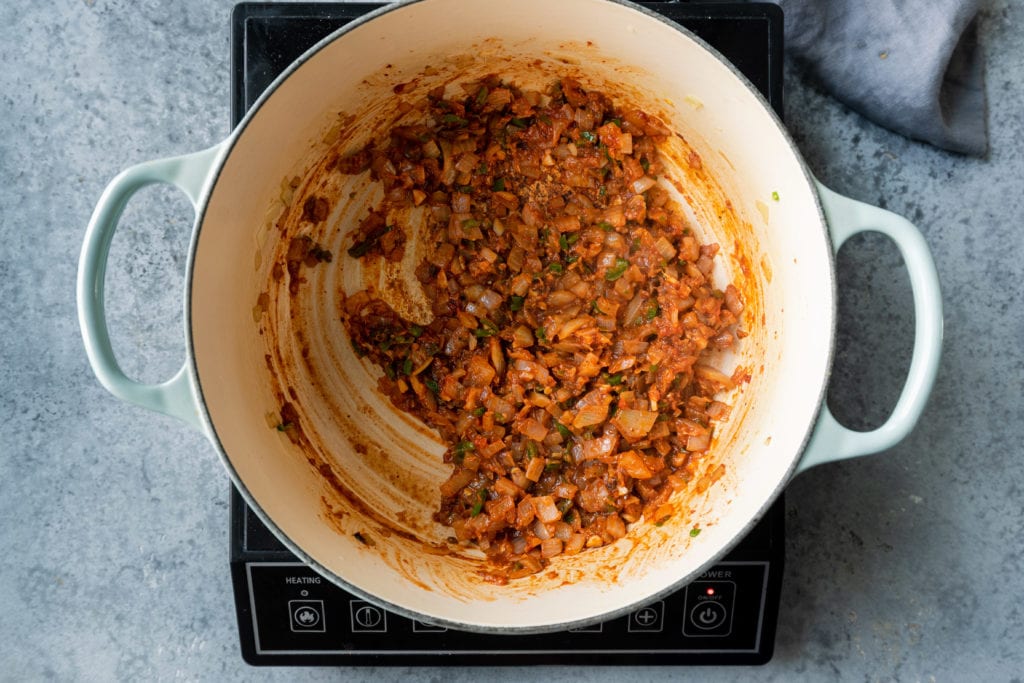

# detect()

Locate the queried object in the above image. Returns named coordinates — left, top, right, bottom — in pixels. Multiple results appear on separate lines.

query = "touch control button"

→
left=349, top=600, right=388, bottom=633
left=288, top=599, right=326, bottom=633
left=689, top=601, right=728, bottom=630
left=682, top=580, right=736, bottom=637
left=627, top=601, right=665, bottom=633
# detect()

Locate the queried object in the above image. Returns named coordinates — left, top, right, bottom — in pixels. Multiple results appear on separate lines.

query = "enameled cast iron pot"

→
left=78, top=0, right=942, bottom=633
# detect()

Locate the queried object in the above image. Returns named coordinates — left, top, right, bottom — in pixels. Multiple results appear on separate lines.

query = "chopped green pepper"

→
left=605, top=257, right=630, bottom=281
left=453, top=441, right=475, bottom=464
left=474, top=319, right=499, bottom=337
left=470, top=489, right=488, bottom=516
left=509, top=295, right=524, bottom=312
left=442, top=113, right=468, bottom=126
left=347, top=224, right=394, bottom=258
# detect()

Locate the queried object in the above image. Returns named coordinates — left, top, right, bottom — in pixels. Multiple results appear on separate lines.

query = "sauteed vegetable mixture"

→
left=334, top=76, right=745, bottom=581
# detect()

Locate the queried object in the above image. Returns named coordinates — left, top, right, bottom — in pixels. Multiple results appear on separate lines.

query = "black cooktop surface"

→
left=229, top=1, right=785, bottom=666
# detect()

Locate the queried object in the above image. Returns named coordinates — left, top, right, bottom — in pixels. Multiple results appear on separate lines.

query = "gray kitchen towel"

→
left=777, top=0, right=987, bottom=156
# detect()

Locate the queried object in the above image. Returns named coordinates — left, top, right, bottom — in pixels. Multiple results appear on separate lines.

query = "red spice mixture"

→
left=333, top=76, right=744, bottom=581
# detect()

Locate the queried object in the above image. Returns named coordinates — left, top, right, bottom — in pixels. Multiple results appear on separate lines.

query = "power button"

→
left=683, top=580, right=735, bottom=637
left=690, top=602, right=728, bottom=630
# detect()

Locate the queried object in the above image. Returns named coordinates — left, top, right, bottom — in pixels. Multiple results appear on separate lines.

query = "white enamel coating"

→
left=77, top=0, right=941, bottom=633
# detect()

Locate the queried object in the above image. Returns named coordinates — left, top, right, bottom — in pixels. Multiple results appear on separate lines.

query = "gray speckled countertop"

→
left=2, top=0, right=1022, bottom=680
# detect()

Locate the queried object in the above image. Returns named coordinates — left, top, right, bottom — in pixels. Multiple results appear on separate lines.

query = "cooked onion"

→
left=612, top=409, right=658, bottom=441
left=621, top=294, right=646, bottom=327
left=540, top=537, right=564, bottom=559
left=564, top=533, right=586, bottom=555
left=632, top=176, right=657, bottom=194
left=533, top=495, right=562, bottom=523
left=331, top=75, right=744, bottom=580
left=479, top=288, right=503, bottom=311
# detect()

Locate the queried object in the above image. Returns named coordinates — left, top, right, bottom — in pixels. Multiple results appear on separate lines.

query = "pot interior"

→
left=190, top=0, right=832, bottom=632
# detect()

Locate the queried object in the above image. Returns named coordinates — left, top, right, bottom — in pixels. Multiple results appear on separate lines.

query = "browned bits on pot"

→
left=346, top=210, right=405, bottom=261
left=284, top=235, right=332, bottom=294
left=331, top=144, right=374, bottom=175
left=334, top=75, right=746, bottom=581
left=303, top=195, right=331, bottom=223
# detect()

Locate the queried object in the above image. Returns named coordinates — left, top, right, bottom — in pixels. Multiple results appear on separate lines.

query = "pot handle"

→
left=76, top=143, right=225, bottom=432
left=795, top=180, right=943, bottom=474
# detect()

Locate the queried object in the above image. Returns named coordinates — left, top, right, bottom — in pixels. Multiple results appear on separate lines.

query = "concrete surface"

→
left=1, top=0, right=1021, bottom=680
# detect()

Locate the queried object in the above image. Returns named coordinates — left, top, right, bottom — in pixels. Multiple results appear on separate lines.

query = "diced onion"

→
left=653, top=236, right=676, bottom=259
left=540, top=537, right=564, bottom=559
left=725, top=284, right=744, bottom=315
left=533, top=495, right=562, bottom=523
left=479, top=288, right=503, bottom=311
left=605, top=514, right=627, bottom=539
left=564, top=534, right=586, bottom=555
left=520, top=419, right=549, bottom=442
left=687, top=433, right=711, bottom=452
left=612, top=409, right=659, bottom=441
left=621, top=294, right=646, bottom=327
left=525, top=457, right=546, bottom=482
left=553, top=521, right=573, bottom=541
left=333, top=75, right=745, bottom=580
left=631, top=176, right=657, bottom=194
left=548, top=290, right=577, bottom=307
left=440, top=469, right=476, bottom=498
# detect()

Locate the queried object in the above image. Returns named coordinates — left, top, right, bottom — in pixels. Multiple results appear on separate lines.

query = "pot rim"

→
left=183, top=0, right=835, bottom=634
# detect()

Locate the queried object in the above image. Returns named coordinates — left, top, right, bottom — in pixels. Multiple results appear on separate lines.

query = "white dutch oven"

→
left=77, top=0, right=942, bottom=633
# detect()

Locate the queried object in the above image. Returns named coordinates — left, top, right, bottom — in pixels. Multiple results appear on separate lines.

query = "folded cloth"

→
left=776, top=0, right=987, bottom=156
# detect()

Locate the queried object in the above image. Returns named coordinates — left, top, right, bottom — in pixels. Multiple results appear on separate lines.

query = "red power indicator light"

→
left=706, top=587, right=715, bottom=596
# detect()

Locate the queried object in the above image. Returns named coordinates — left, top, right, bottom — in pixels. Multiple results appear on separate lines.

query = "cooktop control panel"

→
left=232, top=488, right=782, bottom=665
left=239, top=559, right=770, bottom=663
